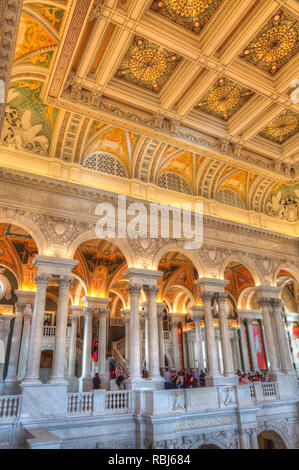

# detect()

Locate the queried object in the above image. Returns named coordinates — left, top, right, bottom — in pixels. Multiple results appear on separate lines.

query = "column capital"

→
left=123, top=267, right=162, bottom=285
left=156, top=302, right=167, bottom=316
left=199, top=291, right=213, bottom=304
left=15, top=290, right=35, bottom=306
left=82, top=296, right=110, bottom=311
left=33, top=255, right=78, bottom=277
left=190, top=305, right=205, bottom=321
left=271, top=298, right=283, bottom=308
left=58, top=275, right=73, bottom=289
left=214, top=292, right=227, bottom=304
left=257, top=297, right=272, bottom=308
left=127, top=284, right=142, bottom=296
left=144, top=285, right=159, bottom=298
left=195, top=278, right=229, bottom=294
left=23, top=304, right=32, bottom=322
left=34, top=273, right=51, bottom=287
left=69, top=305, right=84, bottom=318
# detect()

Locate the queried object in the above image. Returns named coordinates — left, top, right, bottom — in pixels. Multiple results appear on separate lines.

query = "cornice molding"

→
left=0, top=165, right=297, bottom=246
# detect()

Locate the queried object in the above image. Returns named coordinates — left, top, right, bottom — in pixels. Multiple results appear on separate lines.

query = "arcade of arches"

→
left=0, top=0, right=298, bottom=451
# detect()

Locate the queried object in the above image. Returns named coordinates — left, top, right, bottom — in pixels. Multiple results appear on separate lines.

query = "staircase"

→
left=110, top=337, right=129, bottom=377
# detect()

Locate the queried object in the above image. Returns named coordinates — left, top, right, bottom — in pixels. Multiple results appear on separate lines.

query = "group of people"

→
left=162, top=368, right=206, bottom=389
left=92, top=358, right=125, bottom=389
left=237, top=370, right=272, bottom=384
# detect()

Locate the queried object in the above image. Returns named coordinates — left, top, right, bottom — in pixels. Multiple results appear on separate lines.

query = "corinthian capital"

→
left=215, top=292, right=227, bottom=303
left=58, top=275, right=73, bottom=289
left=144, top=285, right=159, bottom=298
left=34, top=273, right=51, bottom=288
left=127, top=285, right=141, bottom=296
left=199, top=292, right=212, bottom=304
left=257, top=297, right=271, bottom=308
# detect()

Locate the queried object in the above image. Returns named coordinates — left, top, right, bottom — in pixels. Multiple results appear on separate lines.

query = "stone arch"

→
left=187, top=437, right=227, bottom=449
left=0, top=215, right=47, bottom=254
left=219, top=254, right=262, bottom=286
left=257, top=428, right=288, bottom=449
left=152, top=243, right=204, bottom=278
left=66, top=230, right=135, bottom=267
left=273, top=263, right=299, bottom=287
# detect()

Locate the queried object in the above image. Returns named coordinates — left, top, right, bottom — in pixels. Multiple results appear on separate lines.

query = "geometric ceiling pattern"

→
left=240, top=9, right=299, bottom=76
left=150, top=0, right=224, bottom=34
left=116, top=36, right=182, bottom=92
left=196, top=77, right=254, bottom=121
left=0, top=0, right=299, bottom=224
left=259, top=111, right=299, bottom=144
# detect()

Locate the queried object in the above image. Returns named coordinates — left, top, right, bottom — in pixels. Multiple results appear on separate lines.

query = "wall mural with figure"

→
left=2, top=80, right=58, bottom=156
left=265, top=184, right=299, bottom=222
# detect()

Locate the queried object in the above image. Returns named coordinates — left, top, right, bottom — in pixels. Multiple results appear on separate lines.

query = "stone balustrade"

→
left=43, top=326, right=56, bottom=337
left=0, top=395, right=21, bottom=419
left=0, top=382, right=284, bottom=421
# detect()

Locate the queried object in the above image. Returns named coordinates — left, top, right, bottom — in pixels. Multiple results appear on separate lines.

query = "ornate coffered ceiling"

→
left=0, top=0, right=298, bottom=226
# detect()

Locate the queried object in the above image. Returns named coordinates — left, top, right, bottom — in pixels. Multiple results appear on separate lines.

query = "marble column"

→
left=239, top=319, right=250, bottom=371
left=200, top=293, right=220, bottom=379
left=128, top=285, right=142, bottom=383
left=97, top=306, right=109, bottom=384
left=122, top=309, right=130, bottom=363
left=190, top=307, right=204, bottom=371
left=260, top=320, right=270, bottom=370
left=79, top=307, right=93, bottom=392
left=68, top=314, right=78, bottom=379
left=245, top=318, right=259, bottom=372
left=5, top=303, right=24, bottom=393
left=144, top=286, right=162, bottom=381
left=171, top=315, right=181, bottom=370
left=235, top=331, right=242, bottom=371
left=0, top=315, right=14, bottom=395
left=271, top=299, right=292, bottom=373
left=22, top=273, right=51, bottom=384
left=216, top=293, right=234, bottom=376
left=250, top=428, right=259, bottom=449
left=157, top=303, right=166, bottom=369
left=17, top=304, right=33, bottom=380
left=49, top=275, right=73, bottom=384
left=257, top=297, right=280, bottom=374
left=239, top=430, right=250, bottom=449
left=141, top=308, right=149, bottom=370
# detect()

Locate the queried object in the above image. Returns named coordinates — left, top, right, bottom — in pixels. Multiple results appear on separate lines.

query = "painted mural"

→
left=2, top=80, right=58, bottom=156
left=224, top=263, right=255, bottom=303
left=160, top=151, right=193, bottom=186
left=14, top=13, right=57, bottom=68
left=84, top=128, right=130, bottom=170
left=0, top=224, right=38, bottom=290
left=252, top=322, right=267, bottom=370
left=266, top=183, right=299, bottom=222
left=27, top=4, right=65, bottom=31
left=74, top=240, right=127, bottom=297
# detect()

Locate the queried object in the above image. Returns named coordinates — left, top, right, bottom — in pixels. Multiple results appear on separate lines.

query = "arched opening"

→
left=258, top=430, right=287, bottom=449
left=72, top=238, right=129, bottom=374
left=40, top=350, right=53, bottom=384
left=197, top=444, right=221, bottom=449
left=157, top=250, right=199, bottom=370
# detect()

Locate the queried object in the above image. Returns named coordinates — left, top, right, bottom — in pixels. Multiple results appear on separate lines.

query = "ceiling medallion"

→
left=260, top=113, right=298, bottom=143
left=196, top=78, right=254, bottom=120
left=116, top=37, right=181, bottom=92
left=240, top=10, right=299, bottom=75
left=168, top=0, right=213, bottom=17
left=151, top=0, right=223, bottom=34
left=129, top=49, right=167, bottom=82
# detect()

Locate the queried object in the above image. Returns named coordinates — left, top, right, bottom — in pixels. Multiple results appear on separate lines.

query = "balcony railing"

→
left=43, top=326, right=56, bottom=336
left=0, top=396, right=21, bottom=419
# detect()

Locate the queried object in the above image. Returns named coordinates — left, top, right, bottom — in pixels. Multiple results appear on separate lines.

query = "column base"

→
left=79, top=377, right=93, bottom=392
left=48, top=377, right=68, bottom=385
left=21, top=376, right=43, bottom=385
left=147, top=375, right=165, bottom=390
left=4, top=379, right=20, bottom=395
left=125, top=377, right=149, bottom=390
left=67, top=376, right=79, bottom=393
